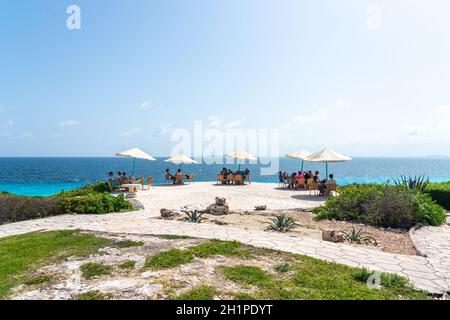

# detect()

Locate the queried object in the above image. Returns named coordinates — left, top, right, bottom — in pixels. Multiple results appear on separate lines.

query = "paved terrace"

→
left=0, top=183, right=449, bottom=295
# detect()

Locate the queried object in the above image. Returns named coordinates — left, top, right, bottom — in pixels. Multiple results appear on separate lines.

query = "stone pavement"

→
left=0, top=211, right=449, bottom=294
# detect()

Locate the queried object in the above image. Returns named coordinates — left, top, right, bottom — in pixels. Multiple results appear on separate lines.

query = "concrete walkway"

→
left=0, top=210, right=449, bottom=294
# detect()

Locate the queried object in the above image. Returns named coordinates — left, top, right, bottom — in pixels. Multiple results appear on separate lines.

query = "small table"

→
left=121, top=184, right=141, bottom=198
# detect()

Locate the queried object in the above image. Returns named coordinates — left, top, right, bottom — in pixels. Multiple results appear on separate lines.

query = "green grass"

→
left=23, top=274, right=52, bottom=286
left=158, top=235, right=191, bottom=240
left=174, top=285, right=216, bottom=300
left=75, top=290, right=112, bottom=300
left=0, top=230, right=110, bottom=298
left=226, top=257, right=430, bottom=300
left=274, top=263, right=291, bottom=273
left=221, top=265, right=273, bottom=287
left=80, top=262, right=113, bottom=279
left=145, top=249, right=194, bottom=270
left=113, top=240, right=144, bottom=248
left=144, top=240, right=250, bottom=270
left=118, top=260, right=136, bottom=270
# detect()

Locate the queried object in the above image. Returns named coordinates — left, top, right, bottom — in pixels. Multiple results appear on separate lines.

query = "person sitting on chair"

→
left=165, top=169, right=175, bottom=183
left=319, top=174, right=336, bottom=195
left=243, top=168, right=250, bottom=180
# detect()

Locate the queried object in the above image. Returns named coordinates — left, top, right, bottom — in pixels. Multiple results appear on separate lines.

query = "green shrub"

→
left=426, top=182, right=450, bottom=210
left=0, top=196, right=61, bottom=225
left=58, top=193, right=133, bottom=214
left=56, top=182, right=111, bottom=198
left=314, top=184, right=446, bottom=228
left=266, top=215, right=297, bottom=232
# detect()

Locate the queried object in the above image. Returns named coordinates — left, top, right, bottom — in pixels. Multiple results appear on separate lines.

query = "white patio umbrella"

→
left=164, top=154, right=197, bottom=170
left=305, top=148, right=352, bottom=178
left=116, top=147, right=156, bottom=176
left=226, top=151, right=257, bottom=170
left=285, top=150, right=312, bottom=172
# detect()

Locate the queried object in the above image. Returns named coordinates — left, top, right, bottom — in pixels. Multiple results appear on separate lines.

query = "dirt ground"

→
left=10, top=232, right=291, bottom=300
left=201, top=209, right=417, bottom=256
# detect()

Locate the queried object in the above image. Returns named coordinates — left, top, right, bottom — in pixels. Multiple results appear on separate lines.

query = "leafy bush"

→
left=57, top=193, right=133, bottom=214
left=55, top=182, right=111, bottom=198
left=426, top=182, right=450, bottom=210
left=0, top=196, right=61, bottom=225
left=314, top=184, right=446, bottom=228
left=0, top=182, right=133, bottom=224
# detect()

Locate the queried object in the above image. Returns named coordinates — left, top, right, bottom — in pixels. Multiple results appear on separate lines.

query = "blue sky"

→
left=1, top=0, right=450, bottom=157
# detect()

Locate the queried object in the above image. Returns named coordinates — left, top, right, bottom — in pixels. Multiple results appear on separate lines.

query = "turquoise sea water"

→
left=0, top=157, right=449, bottom=197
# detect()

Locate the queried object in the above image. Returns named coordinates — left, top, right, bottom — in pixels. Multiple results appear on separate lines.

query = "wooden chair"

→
left=244, top=175, right=250, bottom=185
left=325, top=183, right=337, bottom=196
left=216, top=175, right=224, bottom=184
left=226, top=175, right=234, bottom=184
left=175, top=173, right=184, bottom=184
left=136, top=177, right=144, bottom=189
left=146, top=177, right=154, bottom=189
left=234, top=175, right=243, bottom=185
left=185, top=174, right=194, bottom=184
left=119, top=178, right=129, bottom=191
left=296, top=178, right=306, bottom=189
left=309, top=180, right=320, bottom=196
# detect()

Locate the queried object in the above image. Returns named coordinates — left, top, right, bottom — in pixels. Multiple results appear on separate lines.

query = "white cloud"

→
left=225, top=116, right=246, bottom=129
left=58, top=120, right=80, bottom=127
left=119, top=127, right=142, bottom=137
left=153, top=123, right=173, bottom=137
left=346, top=105, right=450, bottom=146
left=140, top=101, right=152, bottom=108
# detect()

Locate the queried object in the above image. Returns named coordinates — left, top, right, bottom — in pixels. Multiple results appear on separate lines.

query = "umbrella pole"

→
left=301, top=160, right=304, bottom=172
left=325, top=162, right=328, bottom=179
left=131, top=158, right=136, bottom=177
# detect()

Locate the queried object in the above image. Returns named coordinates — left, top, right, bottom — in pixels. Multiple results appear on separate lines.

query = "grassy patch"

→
left=75, top=290, right=112, bottom=300
left=0, top=230, right=110, bottom=298
left=118, top=260, right=136, bottom=270
left=174, top=285, right=216, bottom=300
left=190, top=240, right=248, bottom=258
left=113, top=240, right=144, bottom=248
left=223, top=256, right=429, bottom=300
left=274, top=263, right=291, bottom=273
left=145, top=249, right=194, bottom=270
left=23, top=274, right=52, bottom=286
left=144, top=240, right=250, bottom=270
left=80, top=262, right=112, bottom=279
left=221, top=265, right=273, bottom=287
left=158, top=235, right=191, bottom=240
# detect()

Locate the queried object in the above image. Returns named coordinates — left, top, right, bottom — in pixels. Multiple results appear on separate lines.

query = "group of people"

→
left=218, top=167, right=250, bottom=184
left=165, top=168, right=190, bottom=184
left=108, top=171, right=134, bottom=185
left=279, top=170, right=336, bottom=195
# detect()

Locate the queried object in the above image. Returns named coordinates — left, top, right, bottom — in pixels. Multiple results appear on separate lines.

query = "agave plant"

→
left=391, top=175, right=430, bottom=192
left=266, top=215, right=297, bottom=232
left=342, top=227, right=377, bottom=245
left=182, top=210, right=204, bottom=223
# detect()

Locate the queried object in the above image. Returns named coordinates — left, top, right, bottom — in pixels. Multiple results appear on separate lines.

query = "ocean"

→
left=0, top=157, right=449, bottom=197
